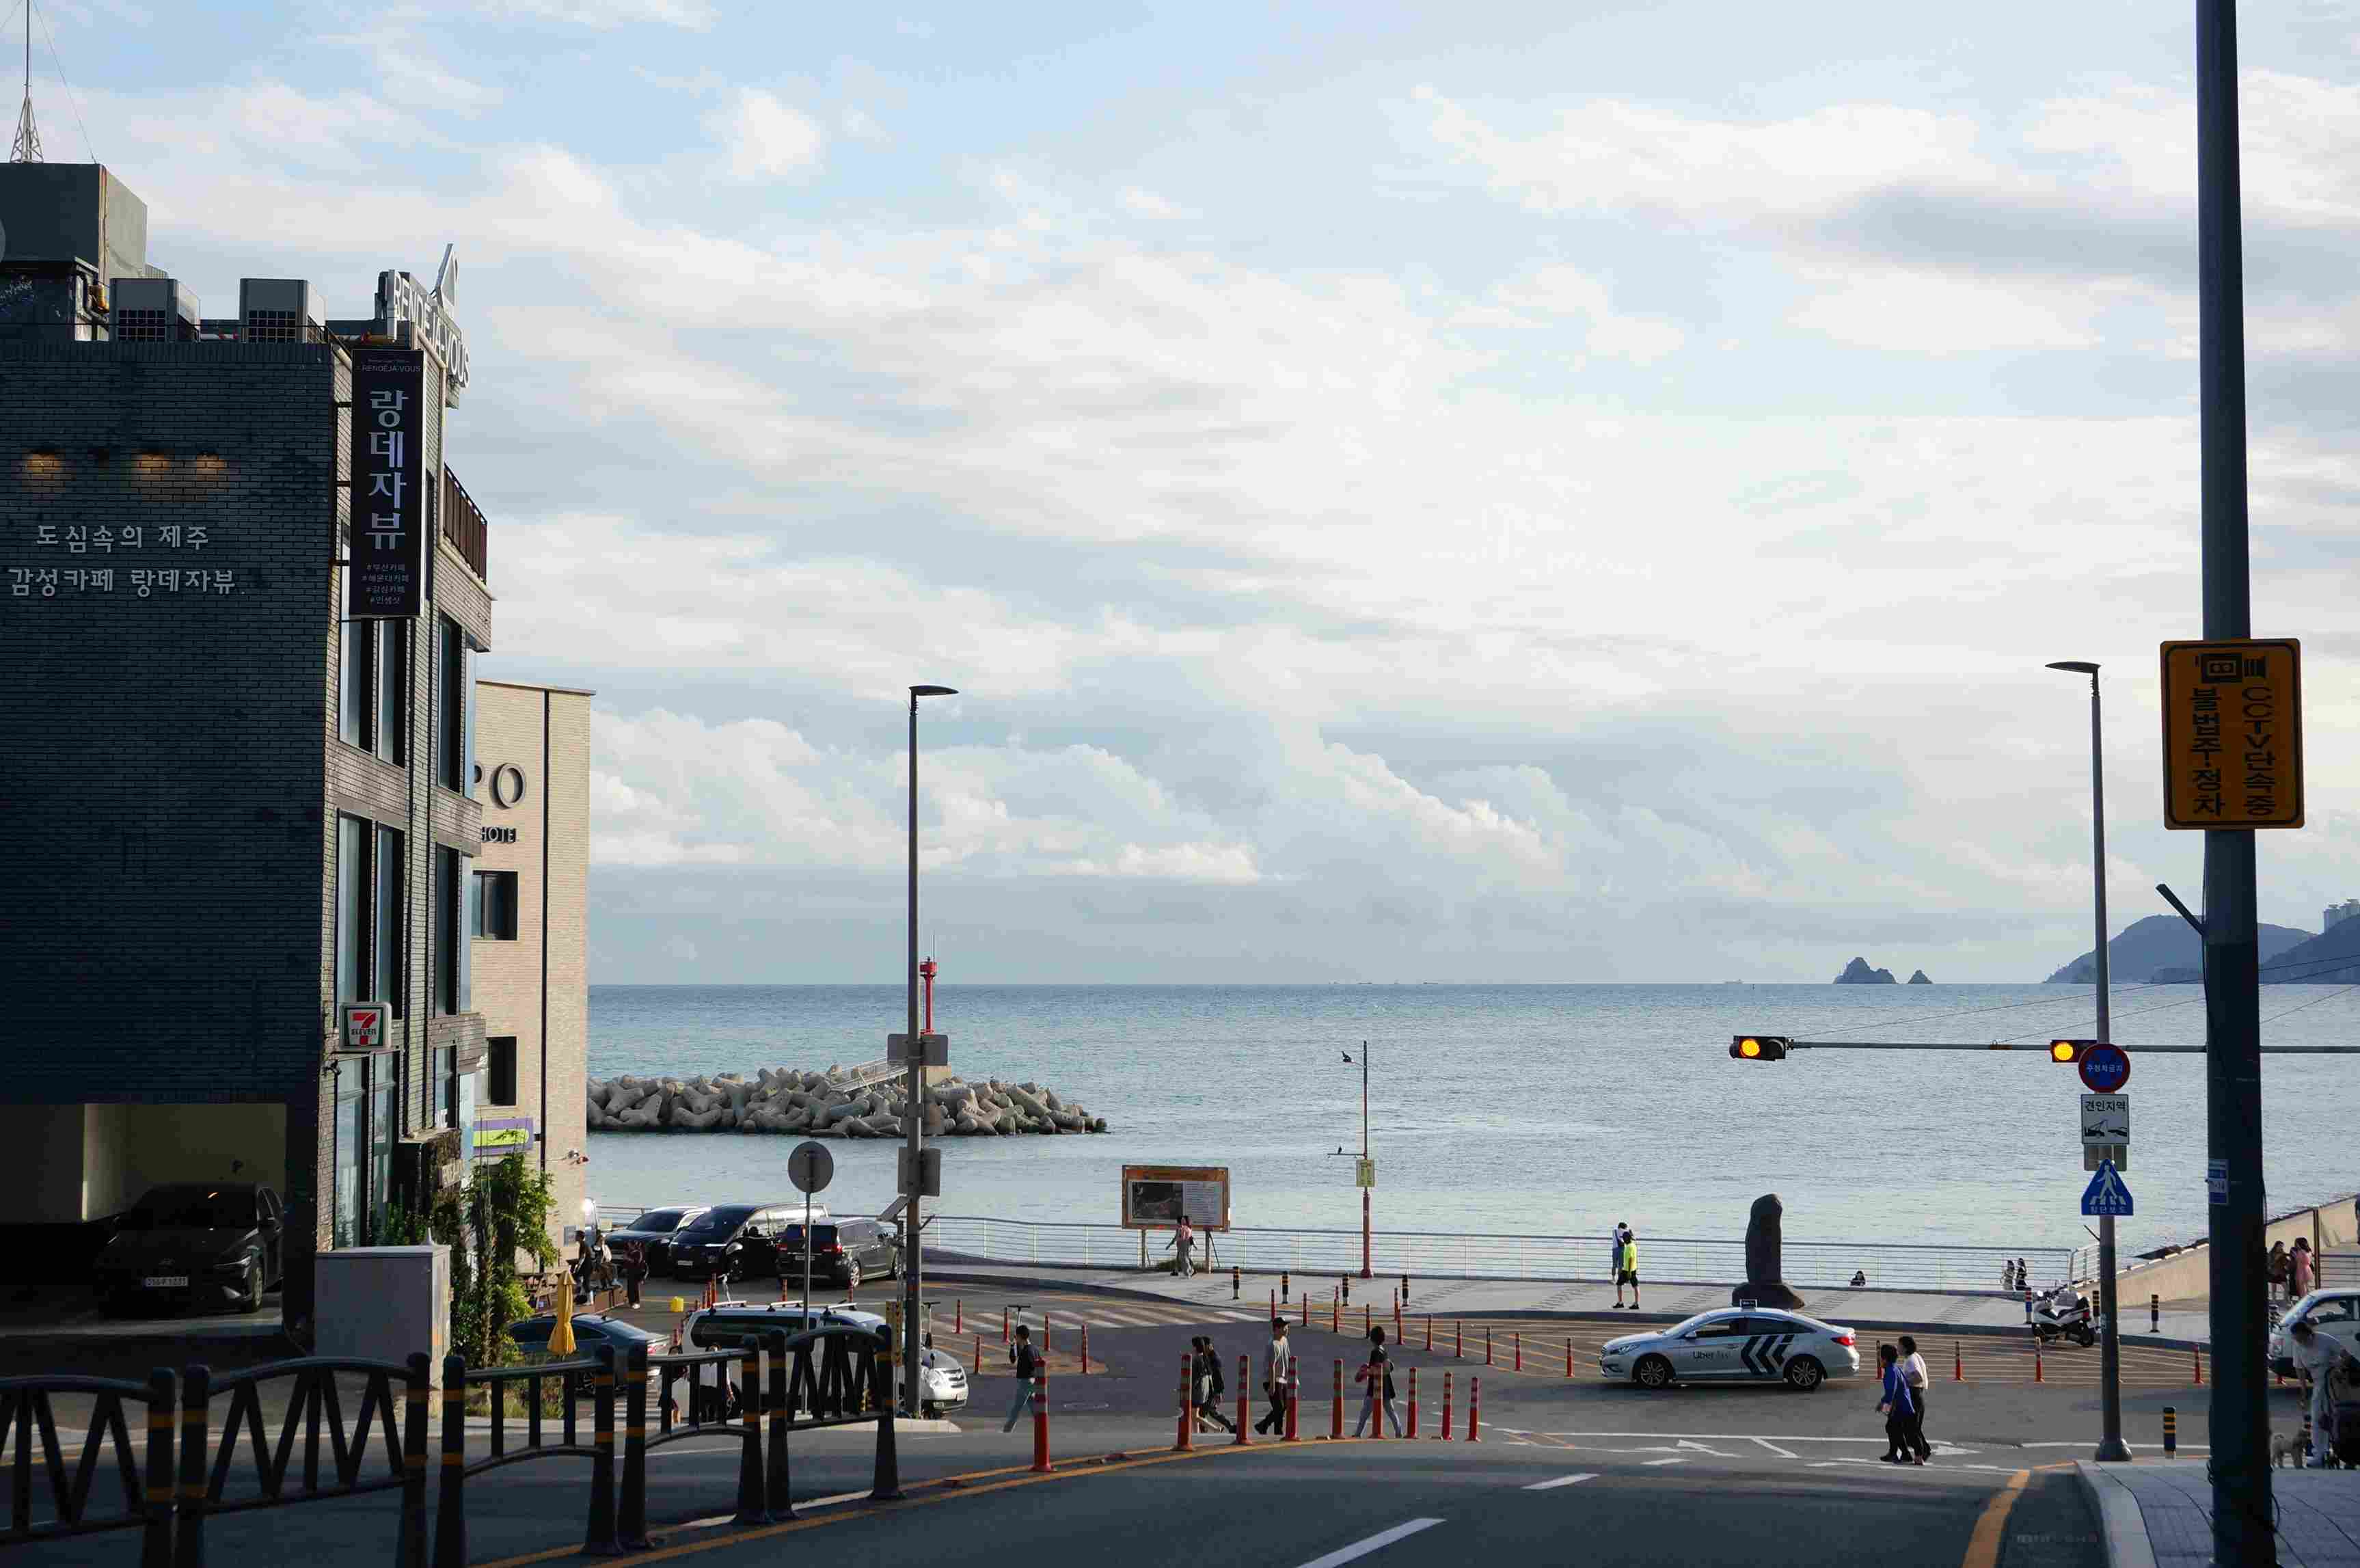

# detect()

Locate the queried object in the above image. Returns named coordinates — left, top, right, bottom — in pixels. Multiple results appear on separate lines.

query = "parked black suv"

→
left=93, top=1183, right=284, bottom=1315
left=778, top=1217, right=901, bottom=1290
left=668, top=1203, right=797, bottom=1281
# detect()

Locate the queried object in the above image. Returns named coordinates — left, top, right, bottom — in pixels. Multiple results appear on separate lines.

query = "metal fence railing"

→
left=919, top=1216, right=2071, bottom=1295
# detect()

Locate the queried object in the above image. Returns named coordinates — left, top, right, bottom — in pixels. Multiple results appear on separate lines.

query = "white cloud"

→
left=708, top=88, right=827, bottom=181
left=1117, top=185, right=1191, bottom=220
left=1482, top=264, right=1686, bottom=363
left=480, top=0, right=716, bottom=27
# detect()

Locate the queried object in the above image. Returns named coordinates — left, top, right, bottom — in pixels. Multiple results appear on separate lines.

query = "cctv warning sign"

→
left=2160, top=639, right=2303, bottom=830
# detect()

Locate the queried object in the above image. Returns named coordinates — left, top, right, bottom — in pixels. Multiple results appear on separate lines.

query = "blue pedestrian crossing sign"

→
left=2080, top=1159, right=2134, bottom=1217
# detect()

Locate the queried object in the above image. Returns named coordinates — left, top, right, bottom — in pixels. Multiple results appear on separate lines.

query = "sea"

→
left=584, top=983, right=2360, bottom=1254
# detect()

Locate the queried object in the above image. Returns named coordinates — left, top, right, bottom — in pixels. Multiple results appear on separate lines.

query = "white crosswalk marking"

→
left=1523, top=1473, right=1598, bottom=1490
left=1294, top=1519, right=1446, bottom=1568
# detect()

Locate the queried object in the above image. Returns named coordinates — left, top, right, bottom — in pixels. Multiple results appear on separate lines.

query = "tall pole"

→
left=903, top=692, right=923, bottom=1416
left=2196, top=2, right=2272, bottom=1556
left=1359, top=1040, right=1371, bottom=1280
left=2087, top=672, right=2130, bottom=1464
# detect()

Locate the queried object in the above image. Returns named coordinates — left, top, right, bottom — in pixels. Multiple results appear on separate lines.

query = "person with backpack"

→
left=1193, top=1336, right=1236, bottom=1433
left=1353, top=1325, right=1405, bottom=1437
left=1001, top=1325, right=1042, bottom=1433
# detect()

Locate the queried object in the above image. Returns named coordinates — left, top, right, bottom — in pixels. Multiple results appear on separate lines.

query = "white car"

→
left=1598, top=1308, right=1861, bottom=1391
left=2269, top=1290, right=2360, bottom=1379
left=686, top=1301, right=969, bottom=1414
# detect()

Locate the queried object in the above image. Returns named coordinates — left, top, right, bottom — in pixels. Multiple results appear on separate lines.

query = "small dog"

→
left=2270, top=1431, right=2300, bottom=1468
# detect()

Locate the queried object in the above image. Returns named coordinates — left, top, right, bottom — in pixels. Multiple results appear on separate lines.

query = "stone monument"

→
left=1733, top=1192, right=1806, bottom=1310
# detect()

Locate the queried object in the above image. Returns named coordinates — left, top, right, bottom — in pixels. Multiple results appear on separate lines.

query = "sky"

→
left=31, top=0, right=2360, bottom=982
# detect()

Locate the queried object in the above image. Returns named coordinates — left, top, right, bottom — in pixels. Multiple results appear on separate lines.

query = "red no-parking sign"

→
left=2079, top=1043, right=2130, bottom=1093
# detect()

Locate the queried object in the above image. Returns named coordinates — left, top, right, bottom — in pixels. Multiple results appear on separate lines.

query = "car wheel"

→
left=888, top=1251, right=903, bottom=1281
left=1633, top=1355, right=1674, bottom=1390
left=1782, top=1356, right=1825, bottom=1391
left=847, top=1261, right=863, bottom=1291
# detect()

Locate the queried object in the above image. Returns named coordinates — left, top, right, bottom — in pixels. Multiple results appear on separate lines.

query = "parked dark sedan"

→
left=506, top=1313, right=664, bottom=1396
left=605, top=1204, right=706, bottom=1275
left=94, top=1183, right=284, bottom=1314
left=778, top=1217, right=901, bottom=1290
left=666, top=1202, right=798, bottom=1281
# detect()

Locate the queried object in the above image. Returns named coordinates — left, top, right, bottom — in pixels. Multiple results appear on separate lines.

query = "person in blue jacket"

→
left=1875, top=1344, right=1921, bottom=1465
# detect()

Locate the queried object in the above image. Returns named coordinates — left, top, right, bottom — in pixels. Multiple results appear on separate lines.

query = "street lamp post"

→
left=1339, top=1041, right=1371, bottom=1279
left=904, top=683, right=956, bottom=1416
left=2047, top=660, right=2131, bottom=1465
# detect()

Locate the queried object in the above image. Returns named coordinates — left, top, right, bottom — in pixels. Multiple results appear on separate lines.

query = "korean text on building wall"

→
left=2160, top=638, right=2304, bottom=830
left=347, top=349, right=426, bottom=621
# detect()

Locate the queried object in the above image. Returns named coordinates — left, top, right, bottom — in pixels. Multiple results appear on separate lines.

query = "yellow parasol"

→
left=550, top=1301, right=578, bottom=1357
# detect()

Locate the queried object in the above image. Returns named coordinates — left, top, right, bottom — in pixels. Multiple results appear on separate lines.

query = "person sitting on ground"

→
left=1850, top=1270, right=1868, bottom=1288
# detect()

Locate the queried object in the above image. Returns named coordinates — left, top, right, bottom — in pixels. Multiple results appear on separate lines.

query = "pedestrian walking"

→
left=1167, top=1215, right=1196, bottom=1278
left=1615, top=1229, right=1641, bottom=1310
left=616, top=1239, right=647, bottom=1309
left=1255, top=1319, right=1296, bottom=1434
left=1353, top=1326, right=1405, bottom=1437
left=1875, top=1344, right=1920, bottom=1465
left=1899, top=1334, right=1931, bottom=1461
left=2291, top=1237, right=2317, bottom=1300
left=1608, top=1223, right=1629, bottom=1286
left=1001, top=1325, right=1042, bottom=1433
left=1193, top=1336, right=1236, bottom=1433
left=2288, top=1321, right=2351, bottom=1468
left=2268, top=1241, right=2290, bottom=1302
left=2000, top=1259, right=2016, bottom=1295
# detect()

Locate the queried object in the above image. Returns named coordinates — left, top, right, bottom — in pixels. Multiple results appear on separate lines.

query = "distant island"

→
left=1834, top=957, right=1897, bottom=984
left=1907, top=969, right=1933, bottom=985
left=2044, top=913, right=2311, bottom=984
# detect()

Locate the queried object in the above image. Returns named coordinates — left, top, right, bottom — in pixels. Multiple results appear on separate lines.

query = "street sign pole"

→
left=2082, top=677, right=2130, bottom=1465
left=2196, top=3, right=2271, bottom=1553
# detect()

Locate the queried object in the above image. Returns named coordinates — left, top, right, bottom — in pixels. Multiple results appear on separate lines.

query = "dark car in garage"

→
left=94, top=1183, right=284, bottom=1314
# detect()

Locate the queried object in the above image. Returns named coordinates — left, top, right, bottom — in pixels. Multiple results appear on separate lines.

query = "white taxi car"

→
left=1598, top=1308, right=1861, bottom=1391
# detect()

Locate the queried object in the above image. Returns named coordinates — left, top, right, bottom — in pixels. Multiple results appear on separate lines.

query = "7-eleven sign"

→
left=340, top=1002, right=388, bottom=1051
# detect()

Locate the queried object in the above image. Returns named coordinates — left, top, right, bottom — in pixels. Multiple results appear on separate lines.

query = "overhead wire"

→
left=32, top=0, right=93, bottom=165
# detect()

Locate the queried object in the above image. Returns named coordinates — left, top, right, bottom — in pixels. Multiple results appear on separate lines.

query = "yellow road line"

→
left=1959, top=1467, right=2030, bottom=1568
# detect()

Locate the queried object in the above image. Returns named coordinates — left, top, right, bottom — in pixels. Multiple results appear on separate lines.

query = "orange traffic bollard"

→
left=1467, top=1376, right=1481, bottom=1442
left=1486, top=1327, right=1494, bottom=1366
left=975, top=1332, right=983, bottom=1370
left=1081, top=1323, right=1090, bottom=1377
left=1394, top=1299, right=1402, bottom=1341
left=1439, top=1371, right=1454, bottom=1440
left=1031, top=1371, right=1052, bottom=1473
left=2034, top=1340, right=2044, bottom=1383
left=1331, top=1360, right=1344, bottom=1439
left=1176, top=1355, right=1193, bottom=1451
left=1364, top=1303, right=1372, bottom=1338
left=1285, top=1377, right=1300, bottom=1442
left=1424, top=1315, right=1433, bottom=1351
left=1332, top=1293, right=1340, bottom=1334
left=1514, top=1332, right=1521, bottom=1372
left=1407, top=1366, right=1420, bottom=1438
left=1953, top=1341, right=1962, bottom=1382
left=1044, top=1314, right=1052, bottom=1355
left=1269, top=1289, right=1276, bottom=1322
left=1234, top=1355, right=1251, bottom=1446
left=1455, top=1321, right=1463, bottom=1358
left=1565, top=1340, right=1573, bottom=1379
left=2194, top=1347, right=2203, bottom=1385
left=1003, top=1306, right=1009, bottom=1346
left=1300, top=1293, right=1309, bottom=1327
left=954, top=1299, right=962, bottom=1335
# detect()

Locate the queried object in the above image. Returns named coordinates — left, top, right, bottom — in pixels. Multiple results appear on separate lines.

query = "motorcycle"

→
left=2031, top=1289, right=2098, bottom=1348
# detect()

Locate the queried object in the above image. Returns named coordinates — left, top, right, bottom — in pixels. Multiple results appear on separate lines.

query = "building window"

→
left=433, top=845, right=470, bottom=1014
left=337, top=619, right=407, bottom=764
left=487, top=1036, right=519, bottom=1107
left=472, top=870, right=518, bottom=940
left=334, top=816, right=364, bottom=1002
left=332, top=1059, right=364, bottom=1249
left=435, top=617, right=468, bottom=793
left=339, top=620, right=367, bottom=749
left=375, top=620, right=407, bottom=766
left=375, top=826, right=405, bottom=1018
left=368, top=1058, right=394, bottom=1243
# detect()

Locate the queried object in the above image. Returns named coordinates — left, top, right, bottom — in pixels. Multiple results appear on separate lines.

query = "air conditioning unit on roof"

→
left=110, top=276, right=201, bottom=342
left=238, top=278, right=322, bottom=343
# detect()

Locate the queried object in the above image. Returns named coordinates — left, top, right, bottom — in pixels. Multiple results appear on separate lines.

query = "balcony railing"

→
left=442, top=466, right=488, bottom=582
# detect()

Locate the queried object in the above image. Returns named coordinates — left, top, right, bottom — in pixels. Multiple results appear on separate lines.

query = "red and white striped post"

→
left=1424, top=1315, right=1433, bottom=1351
left=1030, top=1370, right=1051, bottom=1473
left=1439, top=1370, right=1453, bottom=1440
left=1513, top=1332, right=1521, bottom=1373
left=1467, top=1375, right=1481, bottom=1442
left=1284, top=1373, right=1300, bottom=1442
left=1330, top=1360, right=1344, bottom=1439
left=1407, top=1366, right=1420, bottom=1437
left=1080, top=1323, right=1090, bottom=1377
left=1485, top=1327, right=1493, bottom=1366
left=1002, top=1306, right=1009, bottom=1346
left=1564, top=1340, right=1573, bottom=1378
left=954, top=1299, right=962, bottom=1335
left=1454, top=1321, right=1463, bottom=1357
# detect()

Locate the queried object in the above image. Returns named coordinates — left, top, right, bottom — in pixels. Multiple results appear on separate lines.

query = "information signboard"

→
left=2160, top=638, right=2303, bottom=829
left=1120, top=1165, right=1231, bottom=1231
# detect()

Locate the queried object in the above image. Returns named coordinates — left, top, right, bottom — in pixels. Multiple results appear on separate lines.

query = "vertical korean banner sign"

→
left=347, top=349, right=426, bottom=620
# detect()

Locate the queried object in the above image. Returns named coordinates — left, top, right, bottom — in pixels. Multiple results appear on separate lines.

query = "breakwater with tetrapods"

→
left=586, top=1066, right=1110, bottom=1137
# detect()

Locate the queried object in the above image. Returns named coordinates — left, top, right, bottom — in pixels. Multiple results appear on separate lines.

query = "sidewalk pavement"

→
left=923, top=1257, right=2215, bottom=1344
left=2079, top=1459, right=2360, bottom=1568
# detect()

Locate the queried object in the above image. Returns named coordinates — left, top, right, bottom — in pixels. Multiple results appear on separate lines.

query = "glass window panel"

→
left=335, top=816, right=363, bottom=1003
left=368, top=1073, right=394, bottom=1244
left=487, top=1036, right=518, bottom=1106
left=334, top=1062, right=364, bottom=1250
left=436, top=619, right=465, bottom=792
left=376, top=826, right=404, bottom=1016
left=376, top=619, right=407, bottom=765
left=339, top=619, right=368, bottom=748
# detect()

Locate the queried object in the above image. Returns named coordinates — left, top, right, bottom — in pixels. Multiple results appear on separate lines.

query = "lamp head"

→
left=2045, top=661, right=2100, bottom=675
left=910, top=685, right=958, bottom=698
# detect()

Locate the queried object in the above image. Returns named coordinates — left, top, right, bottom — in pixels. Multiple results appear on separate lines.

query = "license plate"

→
left=142, top=1276, right=189, bottom=1288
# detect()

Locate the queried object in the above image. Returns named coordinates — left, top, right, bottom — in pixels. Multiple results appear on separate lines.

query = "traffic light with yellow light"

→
left=2050, top=1040, right=2095, bottom=1064
left=1729, top=1035, right=1791, bottom=1062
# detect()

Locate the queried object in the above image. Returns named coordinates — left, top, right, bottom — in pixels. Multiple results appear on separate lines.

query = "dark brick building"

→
left=0, top=163, right=500, bottom=1336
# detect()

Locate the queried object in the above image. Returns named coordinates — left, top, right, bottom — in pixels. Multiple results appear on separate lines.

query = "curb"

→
left=2072, top=1461, right=2159, bottom=1568
left=919, top=1270, right=2210, bottom=1349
